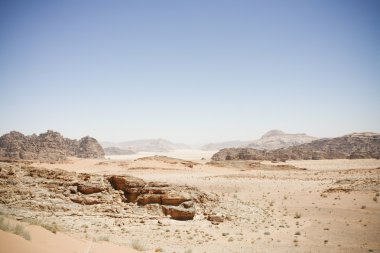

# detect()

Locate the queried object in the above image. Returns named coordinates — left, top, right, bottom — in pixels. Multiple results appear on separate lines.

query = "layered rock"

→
left=107, top=176, right=196, bottom=220
left=0, top=130, right=104, bottom=162
left=0, top=163, right=212, bottom=221
left=212, top=132, right=380, bottom=161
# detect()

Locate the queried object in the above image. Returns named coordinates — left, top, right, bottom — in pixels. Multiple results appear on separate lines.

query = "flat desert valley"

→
left=1, top=151, right=379, bottom=253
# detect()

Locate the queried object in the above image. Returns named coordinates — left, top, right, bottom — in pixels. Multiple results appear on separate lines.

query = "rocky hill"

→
left=0, top=130, right=104, bottom=162
left=247, top=129, right=317, bottom=150
left=211, top=132, right=380, bottom=161
left=201, top=130, right=316, bottom=151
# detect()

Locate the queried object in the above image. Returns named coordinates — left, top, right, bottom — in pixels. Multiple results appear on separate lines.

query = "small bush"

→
left=294, top=231, right=301, bottom=235
left=294, top=212, right=302, bottom=219
left=96, top=235, right=110, bottom=242
left=132, top=240, right=145, bottom=251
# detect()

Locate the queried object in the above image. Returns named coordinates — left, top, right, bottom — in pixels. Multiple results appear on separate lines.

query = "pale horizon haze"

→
left=1, top=1, right=379, bottom=144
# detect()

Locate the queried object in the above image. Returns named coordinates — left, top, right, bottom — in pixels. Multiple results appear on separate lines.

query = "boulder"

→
left=70, top=196, right=103, bottom=205
left=207, top=215, right=224, bottom=224
left=77, top=184, right=104, bottom=194
left=108, top=176, right=145, bottom=191
left=162, top=205, right=195, bottom=220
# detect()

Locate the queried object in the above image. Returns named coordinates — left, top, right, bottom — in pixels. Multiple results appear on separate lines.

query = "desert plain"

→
left=0, top=152, right=379, bottom=253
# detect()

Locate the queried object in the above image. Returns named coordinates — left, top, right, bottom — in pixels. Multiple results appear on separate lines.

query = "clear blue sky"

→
left=0, top=0, right=379, bottom=143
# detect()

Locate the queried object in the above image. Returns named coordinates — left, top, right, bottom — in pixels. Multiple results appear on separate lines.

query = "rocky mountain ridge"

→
left=0, top=130, right=104, bottom=162
left=212, top=132, right=380, bottom=161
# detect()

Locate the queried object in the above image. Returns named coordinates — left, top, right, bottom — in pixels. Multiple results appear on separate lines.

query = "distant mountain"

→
left=103, top=147, right=136, bottom=155
left=211, top=132, right=380, bottom=161
left=247, top=129, right=317, bottom=150
left=201, top=141, right=251, bottom=151
left=101, top=138, right=189, bottom=152
left=0, top=130, right=104, bottom=162
left=201, top=130, right=316, bottom=151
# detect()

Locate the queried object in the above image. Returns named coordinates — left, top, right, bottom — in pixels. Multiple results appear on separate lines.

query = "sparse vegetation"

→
left=155, top=247, right=163, bottom=252
left=361, top=205, right=366, bottom=209
left=0, top=216, right=31, bottom=240
left=294, top=231, right=301, bottom=235
left=132, top=239, right=145, bottom=251
left=294, top=212, right=302, bottom=219
left=95, top=235, right=110, bottom=242
left=373, top=196, right=377, bottom=202
left=24, top=218, right=59, bottom=234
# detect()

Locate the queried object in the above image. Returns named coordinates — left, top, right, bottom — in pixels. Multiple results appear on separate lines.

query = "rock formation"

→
left=0, top=162, right=213, bottom=221
left=0, top=130, right=104, bottom=162
left=212, top=132, right=380, bottom=161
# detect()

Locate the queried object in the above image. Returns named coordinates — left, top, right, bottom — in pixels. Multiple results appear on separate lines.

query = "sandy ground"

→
left=1, top=154, right=380, bottom=253
left=0, top=216, right=142, bottom=253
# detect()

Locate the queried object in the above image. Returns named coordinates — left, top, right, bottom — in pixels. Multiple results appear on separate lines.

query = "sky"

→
left=0, top=0, right=379, bottom=144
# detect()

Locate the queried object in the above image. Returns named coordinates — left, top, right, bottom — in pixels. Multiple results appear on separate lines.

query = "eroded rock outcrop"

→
left=0, top=130, right=104, bottom=162
left=107, top=175, right=199, bottom=220
left=0, top=163, right=214, bottom=221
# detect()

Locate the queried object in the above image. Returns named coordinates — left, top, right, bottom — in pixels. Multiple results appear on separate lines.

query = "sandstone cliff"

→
left=211, top=132, right=380, bottom=161
left=0, top=130, right=104, bottom=162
